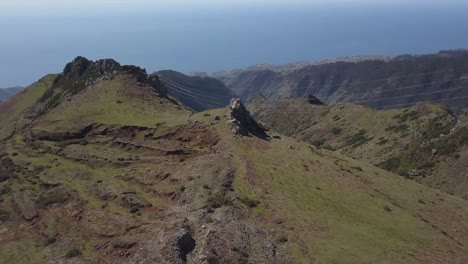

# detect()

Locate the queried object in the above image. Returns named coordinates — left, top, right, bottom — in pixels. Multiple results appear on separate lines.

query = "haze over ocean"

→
left=1, top=3, right=468, bottom=87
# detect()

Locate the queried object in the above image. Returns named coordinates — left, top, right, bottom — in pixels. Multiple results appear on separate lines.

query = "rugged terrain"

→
left=0, top=87, right=23, bottom=102
left=216, top=50, right=468, bottom=113
left=156, top=70, right=236, bottom=112
left=0, top=57, right=467, bottom=263
left=248, top=96, right=468, bottom=199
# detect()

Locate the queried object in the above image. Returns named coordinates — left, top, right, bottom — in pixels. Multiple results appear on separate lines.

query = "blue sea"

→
left=1, top=4, right=468, bottom=87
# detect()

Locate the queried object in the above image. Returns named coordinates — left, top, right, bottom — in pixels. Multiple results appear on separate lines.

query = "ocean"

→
left=1, top=4, right=468, bottom=87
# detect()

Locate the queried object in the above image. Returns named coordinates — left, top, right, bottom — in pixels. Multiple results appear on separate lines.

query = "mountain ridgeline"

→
left=215, top=50, right=468, bottom=113
left=0, top=56, right=467, bottom=263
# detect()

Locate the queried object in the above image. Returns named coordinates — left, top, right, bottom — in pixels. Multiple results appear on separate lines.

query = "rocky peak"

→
left=63, top=56, right=92, bottom=79
left=57, top=57, right=166, bottom=97
left=62, top=56, right=122, bottom=80
left=227, top=98, right=268, bottom=139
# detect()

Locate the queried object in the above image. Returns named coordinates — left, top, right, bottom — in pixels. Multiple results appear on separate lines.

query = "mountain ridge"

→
left=215, top=50, right=468, bottom=114
left=0, top=57, right=467, bottom=263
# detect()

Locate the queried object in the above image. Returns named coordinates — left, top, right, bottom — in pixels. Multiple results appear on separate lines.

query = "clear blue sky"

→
left=1, top=1, right=468, bottom=87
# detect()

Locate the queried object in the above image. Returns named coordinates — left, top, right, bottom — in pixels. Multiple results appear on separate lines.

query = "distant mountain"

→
left=1, top=57, right=467, bottom=263
left=156, top=70, right=236, bottom=111
left=0, top=86, right=23, bottom=102
left=212, top=55, right=394, bottom=83
left=215, top=50, right=468, bottom=113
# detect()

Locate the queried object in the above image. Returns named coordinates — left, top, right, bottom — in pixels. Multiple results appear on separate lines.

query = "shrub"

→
left=240, top=196, right=260, bottom=208
left=207, top=256, right=219, bottom=264
left=0, top=209, right=10, bottom=221
left=207, top=193, right=232, bottom=209
left=312, top=139, right=325, bottom=147
left=65, top=249, right=82, bottom=258
left=129, top=207, right=139, bottom=214
left=377, top=138, right=388, bottom=145
left=37, top=190, right=69, bottom=209
left=378, top=157, right=400, bottom=172
left=331, top=127, right=342, bottom=135
left=346, top=130, right=372, bottom=147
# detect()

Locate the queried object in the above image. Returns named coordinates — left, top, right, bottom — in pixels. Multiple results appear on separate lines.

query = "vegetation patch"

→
left=345, top=130, right=372, bottom=147
left=422, top=116, right=456, bottom=140
left=386, top=124, right=409, bottom=133
left=331, top=127, right=342, bottom=135
left=37, top=189, right=70, bottom=209
left=207, top=193, right=232, bottom=210
left=65, top=249, right=82, bottom=258
left=239, top=196, right=260, bottom=208
left=377, top=137, right=388, bottom=145
left=312, top=139, right=326, bottom=148
left=398, top=111, right=418, bottom=122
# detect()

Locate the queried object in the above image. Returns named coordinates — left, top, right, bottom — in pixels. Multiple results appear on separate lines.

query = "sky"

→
left=1, top=0, right=467, bottom=9
left=1, top=0, right=468, bottom=87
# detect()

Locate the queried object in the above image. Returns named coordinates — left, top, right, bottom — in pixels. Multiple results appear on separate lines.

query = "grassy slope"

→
left=248, top=98, right=468, bottom=198
left=227, top=131, right=468, bottom=263
left=0, top=75, right=57, bottom=139
left=34, top=74, right=191, bottom=132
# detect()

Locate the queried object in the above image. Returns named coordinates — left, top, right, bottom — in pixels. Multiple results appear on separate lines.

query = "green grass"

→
left=0, top=74, right=57, bottom=139
left=227, top=130, right=468, bottom=263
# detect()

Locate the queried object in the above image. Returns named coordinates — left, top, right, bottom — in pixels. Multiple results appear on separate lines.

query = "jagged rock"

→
left=62, top=56, right=92, bottom=79
left=63, top=57, right=122, bottom=80
left=226, top=98, right=268, bottom=139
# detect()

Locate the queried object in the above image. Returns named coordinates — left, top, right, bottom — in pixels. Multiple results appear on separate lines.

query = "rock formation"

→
left=227, top=98, right=268, bottom=138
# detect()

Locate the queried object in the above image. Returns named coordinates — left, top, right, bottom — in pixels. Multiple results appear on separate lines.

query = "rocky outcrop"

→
left=305, top=93, right=325, bottom=105
left=227, top=98, right=268, bottom=139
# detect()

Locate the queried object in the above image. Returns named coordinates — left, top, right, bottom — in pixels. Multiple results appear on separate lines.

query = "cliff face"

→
left=156, top=70, right=236, bottom=112
left=217, top=50, right=468, bottom=113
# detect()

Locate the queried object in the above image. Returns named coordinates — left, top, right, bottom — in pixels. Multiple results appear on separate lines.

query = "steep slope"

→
left=218, top=50, right=468, bottom=113
left=0, top=87, right=23, bottom=102
left=0, top=77, right=56, bottom=140
left=212, top=55, right=394, bottom=84
left=0, top=58, right=467, bottom=263
left=248, top=97, right=468, bottom=199
left=156, top=70, right=236, bottom=112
